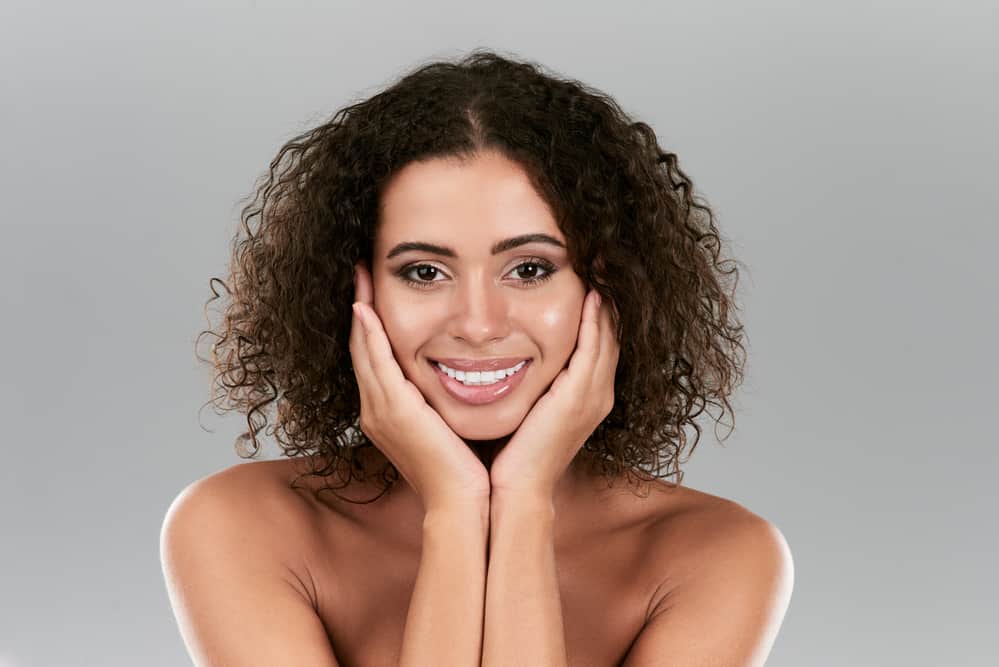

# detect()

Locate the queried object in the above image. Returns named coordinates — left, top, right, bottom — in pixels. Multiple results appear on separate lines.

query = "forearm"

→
left=482, top=493, right=569, bottom=667
left=399, top=504, right=489, bottom=667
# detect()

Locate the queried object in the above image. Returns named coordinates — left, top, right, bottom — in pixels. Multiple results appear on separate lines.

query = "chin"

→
left=447, top=404, right=533, bottom=443
left=445, top=416, right=519, bottom=442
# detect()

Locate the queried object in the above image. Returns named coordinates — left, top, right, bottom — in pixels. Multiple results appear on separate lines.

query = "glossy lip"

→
left=431, top=357, right=531, bottom=372
left=429, top=358, right=532, bottom=406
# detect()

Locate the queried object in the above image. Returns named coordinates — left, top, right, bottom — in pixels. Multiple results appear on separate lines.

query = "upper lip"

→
left=431, top=357, right=531, bottom=372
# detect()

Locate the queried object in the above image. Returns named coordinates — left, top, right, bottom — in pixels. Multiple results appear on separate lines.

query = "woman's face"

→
left=370, top=150, right=586, bottom=445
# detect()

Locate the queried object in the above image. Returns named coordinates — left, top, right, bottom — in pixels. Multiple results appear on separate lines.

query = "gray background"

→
left=1, top=1, right=995, bottom=665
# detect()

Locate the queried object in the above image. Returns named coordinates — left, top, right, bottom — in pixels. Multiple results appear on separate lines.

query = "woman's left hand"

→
left=489, top=288, right=620, bottom=501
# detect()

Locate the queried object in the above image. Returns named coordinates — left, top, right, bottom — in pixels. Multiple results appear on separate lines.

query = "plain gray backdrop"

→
left=1, top=2, right=996, bottom=666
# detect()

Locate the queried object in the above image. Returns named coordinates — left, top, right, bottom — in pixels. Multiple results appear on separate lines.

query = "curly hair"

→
left=196, top=48, right=748, bottom=505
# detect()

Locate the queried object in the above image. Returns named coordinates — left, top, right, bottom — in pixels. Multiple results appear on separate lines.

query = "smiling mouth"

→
left=427, top=358, right=533, bottom=405
left=426, top=357, right=532, bottom=376
left=428, top=357, right=531, bottom=368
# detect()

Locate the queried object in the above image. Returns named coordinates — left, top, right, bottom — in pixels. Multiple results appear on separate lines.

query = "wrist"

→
left=423, top=498, right=490, bottom=527
left=489, top=490, right=556, bottom=520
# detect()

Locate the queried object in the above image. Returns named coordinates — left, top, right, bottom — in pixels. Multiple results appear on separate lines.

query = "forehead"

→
left=376, top=151, right=563, bottom=251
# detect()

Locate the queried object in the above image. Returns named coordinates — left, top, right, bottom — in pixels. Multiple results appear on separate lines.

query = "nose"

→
left=445, top=272, right=512, bottom=345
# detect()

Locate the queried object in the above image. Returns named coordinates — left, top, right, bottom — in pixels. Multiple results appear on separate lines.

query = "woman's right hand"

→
left=349, top=262, right=491, bottom=514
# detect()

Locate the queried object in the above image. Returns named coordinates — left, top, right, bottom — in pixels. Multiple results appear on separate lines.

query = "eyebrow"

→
left=385, top=233, right=566, bottom=259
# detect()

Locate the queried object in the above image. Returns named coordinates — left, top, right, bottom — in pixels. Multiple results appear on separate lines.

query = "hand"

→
left=350, top=262, right=491, bottom=513
left=489, top=289, right=621, bottom=500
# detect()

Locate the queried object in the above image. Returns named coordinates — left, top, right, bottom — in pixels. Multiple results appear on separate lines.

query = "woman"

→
left=161, top=49, right=794, bottom=666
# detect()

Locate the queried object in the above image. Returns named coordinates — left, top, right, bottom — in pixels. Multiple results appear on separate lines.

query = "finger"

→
left=577, top=290, right=611, bottom=390
left=350, top=303, right=384, bottom=405
left=593, top=290, right=616, bottom=356
left=350, top=263, right=383, bottom=400
left=349, top=264, right=366, bottom=353
left=354, top=262, right=373, bottom=306
left=595, top=294, right=621, bottom=387
left=355, top=301, right=409, bottom=400
left=567, top=290, right=601, bottom=377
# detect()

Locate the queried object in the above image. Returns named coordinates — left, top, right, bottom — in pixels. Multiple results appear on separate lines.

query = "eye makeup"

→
left=395, top=257, right=559, bottom=290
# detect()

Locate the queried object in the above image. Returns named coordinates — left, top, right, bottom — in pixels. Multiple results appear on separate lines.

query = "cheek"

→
left=375, top=298, right=426, bottom=366
left=535, top=301, right=583, bottom=359
left=381, top=305, right=424, bottom=340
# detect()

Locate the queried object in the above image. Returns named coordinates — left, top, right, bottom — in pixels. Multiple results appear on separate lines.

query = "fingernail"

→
left=358, top=305, right=372, bottom=332
left=594, top=292, right=602, bottom=307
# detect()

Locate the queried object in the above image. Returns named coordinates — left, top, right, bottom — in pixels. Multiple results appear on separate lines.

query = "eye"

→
left=509, top=259, right=558, bottom=286
left=396, top=258, right=559, bottom=290
left=398, top=264, right=444, bottom=288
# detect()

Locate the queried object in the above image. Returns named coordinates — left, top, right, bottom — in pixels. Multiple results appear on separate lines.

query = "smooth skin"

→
left=350, top=265, right=492, bottom=512
left=371, top=153, right=588, bottom=457
left=352, top=251, right=619, bottom=666
left=160, top=149, right=793, bottom=667
left=354, top=151, right=792, bottom=665
left=351, top=261, right=619, bottom=502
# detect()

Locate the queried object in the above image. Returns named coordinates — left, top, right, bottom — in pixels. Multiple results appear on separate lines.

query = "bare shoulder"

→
left=614, top=483, right=794, bottom=665
left=159, top=458, right=324, bottom=603
left=648, top=483, right=793, bottom=582
left=162, top=457, right=325, bottom=558
left=159, top=458, right=340, bottom=666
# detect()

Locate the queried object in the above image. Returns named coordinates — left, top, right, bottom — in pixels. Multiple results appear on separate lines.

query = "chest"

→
left=311, top=509, right=662, bottom=667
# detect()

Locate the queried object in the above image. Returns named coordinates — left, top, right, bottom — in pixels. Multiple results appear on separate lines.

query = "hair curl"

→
left=196, top=48, right=748, bottom=505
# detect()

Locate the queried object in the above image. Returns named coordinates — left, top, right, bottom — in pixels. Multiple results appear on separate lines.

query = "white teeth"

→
left=436, top=360, right=527, bottom=386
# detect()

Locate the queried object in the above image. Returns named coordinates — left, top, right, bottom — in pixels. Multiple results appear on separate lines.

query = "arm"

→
left=480, top=286, right=616, bottom=664
left=481, top=493, right=569, bottom=667
left=160, top=475, right=341, bottom=666
left=399, top=502, right=490, bottom=667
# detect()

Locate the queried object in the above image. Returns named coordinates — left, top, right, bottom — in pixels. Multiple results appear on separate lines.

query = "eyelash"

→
left=396, top=257, right=559, bottom=290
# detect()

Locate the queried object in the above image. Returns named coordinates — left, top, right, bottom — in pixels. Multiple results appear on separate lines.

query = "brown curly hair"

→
left=196, top=48, right=748, bottom=505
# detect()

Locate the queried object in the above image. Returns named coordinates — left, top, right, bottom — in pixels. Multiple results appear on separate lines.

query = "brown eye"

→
left=396, top=263, right=445, bottom=289
left=396, top=257, right=558, bottom=290
left=414, top=265, right=439, bottom=281
left=514, top=263, right=541, bottom=279
left=509, top=258, right=558, bottom=287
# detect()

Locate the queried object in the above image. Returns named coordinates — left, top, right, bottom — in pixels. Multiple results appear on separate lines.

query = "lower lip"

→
left=430, top=360, right=532, bottom=405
